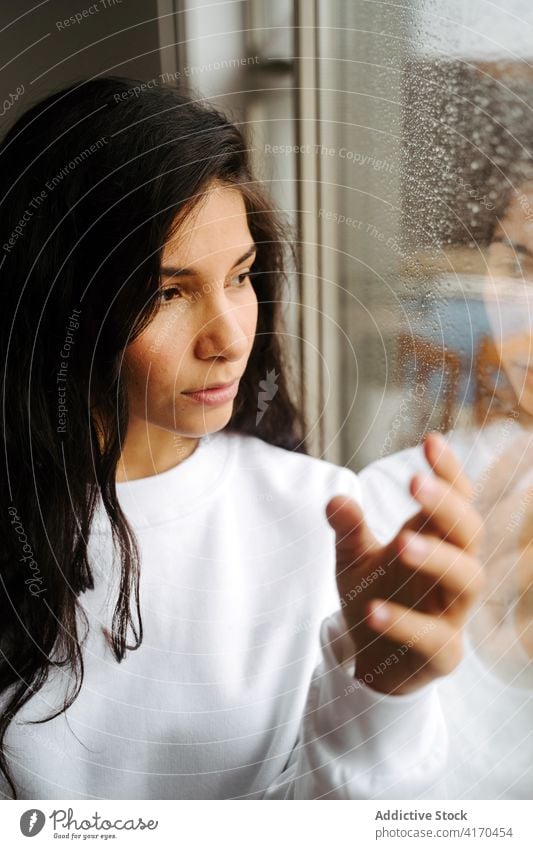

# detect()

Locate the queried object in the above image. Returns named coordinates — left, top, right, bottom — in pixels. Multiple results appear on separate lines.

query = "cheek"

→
left=124, top=295, right=258, bottom=382
left=123, top=328, right=189, bottom=396
left=243, top=294, right=259, bottom=344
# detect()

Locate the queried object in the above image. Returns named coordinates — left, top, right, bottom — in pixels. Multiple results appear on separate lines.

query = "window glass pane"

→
left=321, top=0, right=533, bottom=797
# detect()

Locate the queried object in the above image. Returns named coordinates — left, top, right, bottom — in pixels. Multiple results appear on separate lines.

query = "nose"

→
left=193, top=293, right=252, bottom=362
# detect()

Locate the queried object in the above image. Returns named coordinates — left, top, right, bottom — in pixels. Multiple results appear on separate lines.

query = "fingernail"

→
left=429, top=432, right=446, bottom=449
left=402, top=533, right=429, bottom=559
left=414, top=475, right=438, bottom=497
left=369, top=601, right=389, bottom=626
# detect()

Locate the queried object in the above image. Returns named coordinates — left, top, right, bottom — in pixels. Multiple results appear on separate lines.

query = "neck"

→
left=116, top=419, right=200, bottom=481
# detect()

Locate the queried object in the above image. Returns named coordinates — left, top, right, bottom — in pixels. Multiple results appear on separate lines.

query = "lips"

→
left=182, top=379, right=240, bottom=406
left=184, top=379, right=238, bottom=393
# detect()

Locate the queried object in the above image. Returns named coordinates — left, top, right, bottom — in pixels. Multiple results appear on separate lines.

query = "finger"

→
left=366, top=599, right=463, bottom=675
left=397, top=530, right=486, bottom=618
left=410, top=474, right=484, bottom=554
left=325, top=495, right=380, bottom=568
left=423, top=432, right=473, bottom=500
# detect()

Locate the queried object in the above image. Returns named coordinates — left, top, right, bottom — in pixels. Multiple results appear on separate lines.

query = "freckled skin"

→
left=117, top=183, right=258, bottom=481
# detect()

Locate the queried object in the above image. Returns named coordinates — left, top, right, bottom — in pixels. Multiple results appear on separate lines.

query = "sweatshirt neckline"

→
left=94, top=429, right=235, bottom=530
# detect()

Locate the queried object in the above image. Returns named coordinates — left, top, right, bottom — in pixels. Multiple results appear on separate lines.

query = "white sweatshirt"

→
left=2, top=430, right=446, bottom=800
left=358, top=421, right=533, bottom=799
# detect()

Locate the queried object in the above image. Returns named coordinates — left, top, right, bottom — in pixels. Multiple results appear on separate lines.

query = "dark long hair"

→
left=0, top=75, right=307, bottom=798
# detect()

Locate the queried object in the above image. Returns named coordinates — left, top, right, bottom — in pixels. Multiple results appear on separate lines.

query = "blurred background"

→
left=3, top=0, right=533, bottom=470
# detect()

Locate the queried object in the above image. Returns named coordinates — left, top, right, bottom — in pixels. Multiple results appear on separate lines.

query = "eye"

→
left=158, top=285, right=182, bottom=304
left=229, top=265, right=256, bottom=288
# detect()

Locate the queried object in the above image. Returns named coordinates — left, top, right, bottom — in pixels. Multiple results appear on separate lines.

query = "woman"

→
left=0, top=76, right=482, bottom=800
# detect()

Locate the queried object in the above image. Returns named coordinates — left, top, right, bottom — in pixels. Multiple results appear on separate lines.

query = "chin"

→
left=178, top=406, right=235, bottom=437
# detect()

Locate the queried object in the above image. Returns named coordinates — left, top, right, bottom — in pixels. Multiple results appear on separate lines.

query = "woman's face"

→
left=486, top=184, right=533, bottom=415
left=122, top=183, right=258, bottom=440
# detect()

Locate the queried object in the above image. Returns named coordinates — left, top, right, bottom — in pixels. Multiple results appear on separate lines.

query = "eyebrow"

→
left=491, top=236, right=533, bottom=259
left=160, top=244, right=257, bottom=278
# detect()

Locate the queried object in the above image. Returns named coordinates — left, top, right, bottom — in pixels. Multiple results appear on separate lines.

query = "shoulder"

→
left=222, top=430, right=362, bottom=504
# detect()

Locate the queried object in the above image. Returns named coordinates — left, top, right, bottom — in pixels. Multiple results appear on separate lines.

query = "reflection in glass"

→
left=466, top=188, right=533, bottom=689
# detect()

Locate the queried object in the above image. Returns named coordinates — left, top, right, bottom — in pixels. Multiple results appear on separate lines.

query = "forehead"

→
left=162, top=184, right=252, bottom=266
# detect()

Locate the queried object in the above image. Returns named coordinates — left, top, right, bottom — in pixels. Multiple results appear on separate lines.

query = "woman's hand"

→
left=326, top=433, right=485, bottom=695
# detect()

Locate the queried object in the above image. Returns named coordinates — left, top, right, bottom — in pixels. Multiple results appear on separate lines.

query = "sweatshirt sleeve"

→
left=262, top=609, right=448, bottom=799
